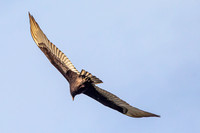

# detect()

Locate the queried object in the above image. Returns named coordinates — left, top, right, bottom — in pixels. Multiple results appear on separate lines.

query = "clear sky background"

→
left=0, top=0, right=200, bottom=133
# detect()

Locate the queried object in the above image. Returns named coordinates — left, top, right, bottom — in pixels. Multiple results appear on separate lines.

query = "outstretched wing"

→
left=84, top=85, right=160, bottom=118
left=29, top=13, right=79, bottom=75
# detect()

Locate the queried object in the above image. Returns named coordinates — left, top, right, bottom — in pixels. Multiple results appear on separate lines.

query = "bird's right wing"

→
left=29, top=13, right=80, bottom=75
left=84, top=85, right=160, bottom=118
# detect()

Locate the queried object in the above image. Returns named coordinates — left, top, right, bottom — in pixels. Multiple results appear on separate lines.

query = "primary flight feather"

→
left=29, top=12, right=160, bottom=118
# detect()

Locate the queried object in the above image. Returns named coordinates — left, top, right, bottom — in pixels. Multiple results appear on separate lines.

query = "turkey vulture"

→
left=29, top=12, right=160, bottom=118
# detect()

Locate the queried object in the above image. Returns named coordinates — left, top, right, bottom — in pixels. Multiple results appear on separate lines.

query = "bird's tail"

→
left=80, top=69, right=103, bottom=84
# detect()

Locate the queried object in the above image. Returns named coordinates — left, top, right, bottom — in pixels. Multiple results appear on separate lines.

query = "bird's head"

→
left=71, top=91, right=76, bottom=101
left=70, top=84, right=86, bottom=101
left=70, top=74, right=89, bottom=101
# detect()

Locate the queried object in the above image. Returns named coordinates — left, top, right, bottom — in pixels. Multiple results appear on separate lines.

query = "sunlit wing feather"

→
left=29, top=13, right=79, bottom=74
left=84, top=85, right=160, bottom=118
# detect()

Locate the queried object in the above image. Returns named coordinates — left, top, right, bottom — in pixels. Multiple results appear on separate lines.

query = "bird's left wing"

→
left=29, top=13, right=80, bottom=75
left=83, top=85, right=160, bottom=118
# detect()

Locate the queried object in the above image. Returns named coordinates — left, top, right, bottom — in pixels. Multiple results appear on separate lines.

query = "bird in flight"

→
left=29, top=12, right=160, bottom=118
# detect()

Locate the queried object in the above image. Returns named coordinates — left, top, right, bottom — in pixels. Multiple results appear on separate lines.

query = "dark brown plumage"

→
left=29, top=12, right=160, bottom=118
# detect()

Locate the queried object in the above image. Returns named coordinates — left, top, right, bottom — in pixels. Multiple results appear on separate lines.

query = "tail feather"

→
left=80, top=69, right=103, bottom=84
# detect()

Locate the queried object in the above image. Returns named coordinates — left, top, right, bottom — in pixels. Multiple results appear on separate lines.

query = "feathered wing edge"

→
left=29, top=12, right=80, bottom=74
left=84, top=85, right=160, bottom=118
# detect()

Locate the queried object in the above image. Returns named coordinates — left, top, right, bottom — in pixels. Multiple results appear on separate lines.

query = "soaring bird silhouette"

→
left=29, top=12, right=160, bottom=118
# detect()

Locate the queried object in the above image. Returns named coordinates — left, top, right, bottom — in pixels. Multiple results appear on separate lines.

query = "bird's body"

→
left=29, top=12, right=160, bottom=118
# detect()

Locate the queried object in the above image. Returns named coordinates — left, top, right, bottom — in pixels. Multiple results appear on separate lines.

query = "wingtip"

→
left=28, top=12, right=35, bottom=21
left=142, top=112, right=161, bottom=118
left=125, top=107, right=161, bottom=118
left=28, top=12, right=31, bottom=17
left=28, top=12, right=33, bottom=22
left=126, top=113, right=160, bottom=118
left=28, top=12, right=37, bottom=28
left=151, top=114, right=160, bottom=118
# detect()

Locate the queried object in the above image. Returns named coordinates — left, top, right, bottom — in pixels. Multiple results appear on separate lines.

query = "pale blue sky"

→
left=0, top=0, right=200, bottom=133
